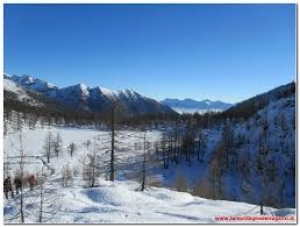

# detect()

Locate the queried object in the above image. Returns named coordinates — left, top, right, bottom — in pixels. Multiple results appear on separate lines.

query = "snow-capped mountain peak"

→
left=77, top=83, right=90, bottom=96
left=5, top=74, right=176, bottom=117
left=204, top=99, right=211, bottom=105
left=99, top=86, right=116, bottom=99
left=20, top=75, right=34, bottom=84
left=11, top=74, right=58, bottom=93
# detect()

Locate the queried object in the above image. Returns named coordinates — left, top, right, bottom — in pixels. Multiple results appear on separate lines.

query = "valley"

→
left=3, top=75, right=296, bottom=223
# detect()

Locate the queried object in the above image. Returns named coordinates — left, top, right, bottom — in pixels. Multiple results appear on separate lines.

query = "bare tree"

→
left=61, top=164, right=73, bottom=187
left=140, top=132, right=150, bottom=191
left=43, top=131, right=53, bottom=163
left=173, top=120, right=181, bottom=165
left=221, top=119, right=235, bottom=169
left=207, top=145, right=226, bottom=201
left=239, top=150, right=251, bottom=200
left=85, top=136, right=102, bottom=187
left=38, top=167, right=45, bottom=222
left=110, top=103, right=115, bottom=181
left=131, top=131, right=153, bottom=192
left=211, top=158, right=224, bottom=200
left=5, top=132, right=28, bottom=223
left=53, top=132, right=63, bottom=157
left=36, top=166, right=61, bottom=223
left=160, top=132, right=169, bottom=169
left=83, top=139, right=92, bottom=150
left=18, top=132, right=26, bottom=223
left=82, top=153, right=88, bottom=181
left=4, top=108, right=10, bottom=136
left=256, top=108, right=269, bottom=215
left=16, top=112, right=23, bottom=132
left=197, top=128, right=206, bottom=162
left=68, top=142, right=76, bottom=157
left=182, top=121, right=196, bottom=165
left=4, top=151, right=10, bottom=179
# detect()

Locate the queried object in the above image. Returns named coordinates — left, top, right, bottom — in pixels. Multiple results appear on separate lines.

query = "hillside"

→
left=221, top=82, right=295, bottom=120
left=157, top=82, right=295, bottom=208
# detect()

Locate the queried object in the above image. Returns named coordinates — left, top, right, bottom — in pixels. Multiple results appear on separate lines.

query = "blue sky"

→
left=4, top=4, right=296, bottom=103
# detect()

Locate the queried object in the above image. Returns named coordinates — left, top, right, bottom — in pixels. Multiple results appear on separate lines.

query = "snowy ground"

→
left=4, top=125, right=162, bottom=181
left=4, top=124, right=219, bottom=190
left=3, top=125, right=296, bottom=223
left=4, top=178, right=296, bottom=224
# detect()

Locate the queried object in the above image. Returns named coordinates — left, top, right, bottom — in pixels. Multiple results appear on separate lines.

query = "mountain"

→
left=11, top=74, right=58, bottom=94
left=161, top=98, right=232, bottom=114
left=5, top=74, right=176, bottom=117
left=4, top=75, right=41, bottom=106
left=4, top=74, right=77, bottom=119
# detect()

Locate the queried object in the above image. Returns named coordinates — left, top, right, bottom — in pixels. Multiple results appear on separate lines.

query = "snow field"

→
left=4, top=125, right=162, bottom=181
left=4, top=178, right=295, bottom=223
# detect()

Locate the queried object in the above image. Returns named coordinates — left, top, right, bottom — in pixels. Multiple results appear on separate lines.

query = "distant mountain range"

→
left=4, top=74, right=176, bottom=117
left=160, top=98, right=233, bottom=114
left=4, top=74, right=235, bottom=116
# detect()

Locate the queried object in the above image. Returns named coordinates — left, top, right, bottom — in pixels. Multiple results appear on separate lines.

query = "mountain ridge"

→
left=160, top=98, right=233, bottom=114
left=5, top=74, right=176, bottom=117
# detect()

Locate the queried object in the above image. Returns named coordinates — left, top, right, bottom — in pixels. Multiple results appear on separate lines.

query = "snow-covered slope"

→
left=4, top=78, right=31, bottom=101
left=4, top=178, right=295, bottom=223
left=227, top=93, right=295, bottom=207
left=4, top=76, right=42, bottom=106
left=161, top=98, right=232, bottom=114
left=8, top=74, right=175, bottom=116
left=223, top=82, right=295, bottom=120
left=147, top=82, right=295, bottom=209
left=11, top=74, right=58, bottom=93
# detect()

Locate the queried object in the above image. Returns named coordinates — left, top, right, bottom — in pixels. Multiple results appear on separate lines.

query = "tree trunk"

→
left=141, top=133, right=146, bottom=191
left=110, top=104, right=115, bottom=182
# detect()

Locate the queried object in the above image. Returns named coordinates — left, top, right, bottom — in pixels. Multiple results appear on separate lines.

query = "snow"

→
left=123, top=89, right=133, bottom=99
left=3, top=81, right=295, bottom=223
left=205, top=100, right=211, bottom=105
left=10, top=75, right=58, bottom=94
left=4, top=126, right=163, bottom=182
left=46, top=82, right=56, bottom=89
left=4, top=78, right=27, bottom=95
left=161, top=98, right=232, bottom=114
left=6, top=74, right=169, bottom=115
left=3, top=123, right=296, bottom=223
left=25, top=76, right=34, bottom=84
left=79, top=83, right=89, bottom=96
left=171, top=107, right=224, bottom=114
left=4, top=78, right=41, bottom=106
left=4, top=178, right=295, bottom=224
left=99, top=86, right=116, bottom=99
